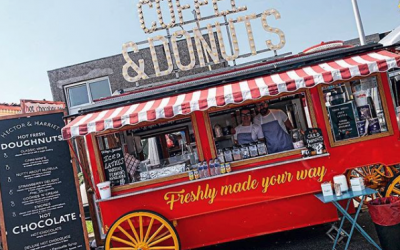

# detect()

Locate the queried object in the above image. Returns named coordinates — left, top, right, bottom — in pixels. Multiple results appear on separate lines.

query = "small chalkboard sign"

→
left=328, top=102, right=359, bottom=141
left=304, top=128, right=326, bottom=155
left=101, top=147, right=129, bottom=187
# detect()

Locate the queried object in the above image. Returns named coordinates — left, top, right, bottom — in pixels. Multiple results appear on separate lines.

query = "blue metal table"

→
left=315, top=187, right=381, bottom=250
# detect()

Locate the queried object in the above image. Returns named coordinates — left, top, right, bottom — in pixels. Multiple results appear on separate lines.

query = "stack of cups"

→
left=97, top=181, right=112, bottom=199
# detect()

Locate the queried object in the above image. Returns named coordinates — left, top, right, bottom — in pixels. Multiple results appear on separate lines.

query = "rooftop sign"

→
left=122, top=0, right=286, bottom=82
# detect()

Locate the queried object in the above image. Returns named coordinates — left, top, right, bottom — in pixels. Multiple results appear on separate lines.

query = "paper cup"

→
left=97, top=181, right=111, bottom=199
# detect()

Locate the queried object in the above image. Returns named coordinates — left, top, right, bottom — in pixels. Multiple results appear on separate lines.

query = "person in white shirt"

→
left=234, top=108, right=264, bottom=145
left=254, top=101, right=294, bottom=154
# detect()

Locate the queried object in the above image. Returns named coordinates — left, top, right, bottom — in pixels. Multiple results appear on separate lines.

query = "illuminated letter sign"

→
left=122, top=0, right=286, bottom=83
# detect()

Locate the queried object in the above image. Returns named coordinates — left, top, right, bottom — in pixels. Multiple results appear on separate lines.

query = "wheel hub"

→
left=364, top=173, right=382, bottom=189
left=137, top=243, right=149, bottom=250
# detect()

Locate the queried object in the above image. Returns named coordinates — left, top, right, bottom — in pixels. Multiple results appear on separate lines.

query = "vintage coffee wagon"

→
left=61, top=39, right=400, bottom=250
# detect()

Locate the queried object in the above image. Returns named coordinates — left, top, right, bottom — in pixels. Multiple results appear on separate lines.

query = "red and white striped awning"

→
left=62, top=50, right=400, bottom=140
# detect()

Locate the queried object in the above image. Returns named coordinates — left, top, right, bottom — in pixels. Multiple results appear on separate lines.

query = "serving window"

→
left=320, top=74, right=393, bottom=147
left=95, top=117, right=199, bottom=189
left=208, top=92, right=315, bottom=166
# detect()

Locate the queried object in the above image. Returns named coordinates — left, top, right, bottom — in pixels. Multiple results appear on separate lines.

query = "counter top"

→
left=96, top=153, right=330, bottom=203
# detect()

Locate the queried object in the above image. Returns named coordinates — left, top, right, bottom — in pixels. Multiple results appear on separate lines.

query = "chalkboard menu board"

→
left=304, top=128, right=325, bottom=154
left=328, top=102, right=360, bottom=141
left=101, top=148, right=129, bottom=187
left=0, top=112, right=87, bottom=250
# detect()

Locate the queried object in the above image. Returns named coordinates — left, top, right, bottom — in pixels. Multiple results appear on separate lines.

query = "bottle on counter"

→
left=188, top=164, right=196, bottom=180
left=214, top=159, right=221, bottom=175
left=193, top=168, right=200, bottom=180
left=202, top=161, right=209, bottom=178
left=188, top=170, right=195, bottom=180
left=225, top=162, right=232, bottom=173
left=198, top=163, right=204, bottom=179
left=241, top=144, right=250, bottom=159
left=220, top=161, right=226, bottom=174
left=209, top=159, right=215, bottom=176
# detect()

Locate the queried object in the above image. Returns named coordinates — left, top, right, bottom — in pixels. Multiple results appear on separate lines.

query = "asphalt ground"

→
left=199, top=210, right=382, bottom=250
left=90, top=209, right=383, bottom=250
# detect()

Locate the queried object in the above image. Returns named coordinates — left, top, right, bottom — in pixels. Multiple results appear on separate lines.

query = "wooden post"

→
left=67, top=141, right=91, bottom=250
left=76, top=137, right=104, bottom=246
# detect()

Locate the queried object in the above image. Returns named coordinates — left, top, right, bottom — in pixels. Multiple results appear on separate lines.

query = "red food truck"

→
left=61, top=39, right=400, bottom=250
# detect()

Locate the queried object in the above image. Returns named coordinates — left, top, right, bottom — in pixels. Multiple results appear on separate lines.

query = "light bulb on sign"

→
left=148, top=36, right=173, bottom=77
left=122, top=42, right=149, bottom=82
left=215, top=21, right=239, bottom=61
left=262, top=9, right=286, bottom=50
left=171, top=30, right=196, bottom=71
left=193, top=25, right=220, bottom=67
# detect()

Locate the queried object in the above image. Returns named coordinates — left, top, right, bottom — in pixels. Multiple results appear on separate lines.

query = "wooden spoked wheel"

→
left=384, top=173, right=400, bottom=197
left=346, top=165, right=395, bottom=204
left=105, top=211, right=180, bottom=250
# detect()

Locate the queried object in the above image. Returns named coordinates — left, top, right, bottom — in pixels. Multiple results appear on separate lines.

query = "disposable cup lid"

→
left=97, top=181, right=111, bottom=187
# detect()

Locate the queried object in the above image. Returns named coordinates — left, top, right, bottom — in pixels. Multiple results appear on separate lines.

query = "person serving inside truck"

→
left=234, top=108, right=264, bottom=145
left=254, top=101, right=294, bottom=154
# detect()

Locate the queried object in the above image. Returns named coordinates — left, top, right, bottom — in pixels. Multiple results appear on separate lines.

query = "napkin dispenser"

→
left=333, top=175, right=349, bottom=192
left=350, top=177, right=365, bottom=192
left=321, top=182, right=333, bottom=196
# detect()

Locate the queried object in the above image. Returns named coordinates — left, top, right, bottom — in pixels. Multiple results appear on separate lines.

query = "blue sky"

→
left=0, top=0, right=399, bottom=103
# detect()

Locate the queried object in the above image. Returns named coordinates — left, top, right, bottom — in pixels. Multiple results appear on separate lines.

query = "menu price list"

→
left=0, top=113, right=86, bottom=250
left=328, top=102, right=359, bottom=141
left=101, top=147, right=129, bottom=187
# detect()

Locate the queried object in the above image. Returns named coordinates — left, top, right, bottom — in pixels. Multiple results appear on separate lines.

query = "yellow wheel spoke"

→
left=375, top=165, right=394, bottom=178
left=369, top=166, right=374, bottom=175
left=148, top=234, right=172, bottom=247
left=147, top=224, right=165, bottom=244
left=153, top=231, right=169, bottom=242
left=354, top=169, right=365, bottom=177
left=144, top=218, right=155, bottom=243
left=150, top=247, right=176, bottom=250
left=391, top=187, right=400, bottom=195
left=117, top=226, right=138, bottom=246
left=110, top=248, right=136, bottom=250
left=106, top=212, right=179, bottom=250
left=127, top=219, right=140, bottom=243
left=111, top=236, right=136, bottom=247
left=139, top=215, right=143, bottom=242
left=371, top=179, right=382, bottom=184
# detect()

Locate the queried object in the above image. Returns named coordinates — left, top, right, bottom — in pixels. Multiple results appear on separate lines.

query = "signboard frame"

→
left=304, top=128, right=326, bottom=155
left=20, top=99, right=66, bottom=114
left=100, top=147, right=129, bottom=187
left=327, top=102, right=360, bottom=142
left=0, top=110, right=90, bottom=250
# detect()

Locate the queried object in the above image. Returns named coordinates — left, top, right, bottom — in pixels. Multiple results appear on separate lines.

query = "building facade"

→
left=48, top=35, right=227, bottom=115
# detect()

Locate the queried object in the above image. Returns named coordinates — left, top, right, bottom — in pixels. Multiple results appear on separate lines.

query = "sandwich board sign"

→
left=0, top=111, right=89, bottom=250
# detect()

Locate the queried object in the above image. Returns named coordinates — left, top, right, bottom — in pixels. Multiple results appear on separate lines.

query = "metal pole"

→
left=351, top=0, right=366, bottom=46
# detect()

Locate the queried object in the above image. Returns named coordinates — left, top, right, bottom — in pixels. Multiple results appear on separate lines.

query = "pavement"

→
left=90, top=209, right=382, bottom=250
left=199, top=210, right=381, bottom=250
